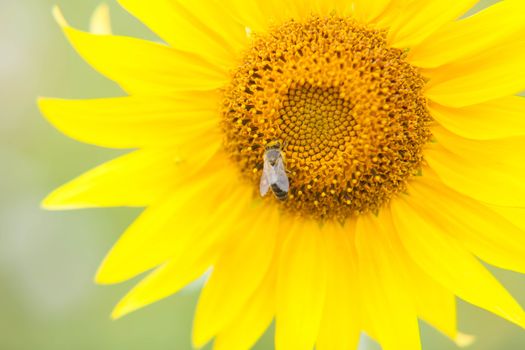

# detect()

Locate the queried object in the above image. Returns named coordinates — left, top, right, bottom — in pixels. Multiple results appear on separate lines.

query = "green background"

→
left=1, top=0, right=524, bottom=349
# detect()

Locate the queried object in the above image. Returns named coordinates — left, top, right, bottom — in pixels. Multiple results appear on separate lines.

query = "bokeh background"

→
left=1, top=0, right=525, bottom=349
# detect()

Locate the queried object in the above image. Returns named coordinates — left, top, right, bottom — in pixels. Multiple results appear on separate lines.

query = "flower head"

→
left=40, top=1, right=525, bottom=349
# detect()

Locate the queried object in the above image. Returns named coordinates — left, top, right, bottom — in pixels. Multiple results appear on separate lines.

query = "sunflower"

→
left=40, top=0, right=525, bottom=349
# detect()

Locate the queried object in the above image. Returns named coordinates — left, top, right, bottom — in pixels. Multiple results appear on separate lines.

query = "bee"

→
left=260, top=141, right=290, bottom=201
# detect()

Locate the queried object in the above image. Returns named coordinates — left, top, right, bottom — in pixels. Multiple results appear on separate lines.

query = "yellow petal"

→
left=387, top=0, right=477, bottom=48
left=373, top=0, right=409, bottom=29
left=429, top=96, right=525, bottom=140
left=408, top=1, right=525, bottom=68
left=426, top=127, right=525, bottom=206
left=53, top=7, right=227, bottom=94
left=391, top=194, right=525, bottom=329
left=96, top=168, right=251, bottom=284
left=407, top=175, right=525, bottom=274
left=408, top=260, right=457, bottom=340
left=488, top=206, right=525, bottom=233
left=316, top=222, right=360, bottom=350
left=252, top=0, right=302, bottom=24
left=89, top=3, right=112, bottom=35
left=356, top=212, right=421, bottom=350
left=275, top=220, right=327, bottom=350
left=220, top=0, right=270, bottom=34
left=257, top=0, right=353, bottom=23
left=371, top=204, right=458, bottom=340
left=110, top=172, right=251, bottom=318
left=213, top=258, right=277, bottom=350
left=112, top=247, right=217, bottom=319
left=314, top=0, right=351, bottom=17
left=117, top=0, right=246, bottom=67
left=424, top=40, right=525, bottom=107
left=455, top=333, right=476, bottom=348
left=43, top=149, right=178, bottom=209
left=352, top=0, right=391, bottom=23
left=368, top=206, right=458, bottom=340
left=290, top=0, right=318, bottom=18
left=192, top=206, right=279, bottom=347
left=38, top=93, right=220, bottom=148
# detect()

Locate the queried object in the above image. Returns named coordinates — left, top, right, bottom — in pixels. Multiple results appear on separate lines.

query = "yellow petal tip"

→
left=94, top=265, right=116, bottom=285
left=52, top=6, right=69, bottom=28
left=94, top=258, right=137, bottom=286
left=110, top=309, right=123, bottom=320
left=94, top=256, right=125, bottom=285
left=40, top=198, right=55, bottom=211
left=191, top=336, right=208, bottom=349
left=110, top=293, right=147, bottom=320
left=41, top=192, right=68, bottom=211
left=90, top=3, right=112, bottom=35
left=37, top=98, right=58, bottom=126
left=93, top=270, right=107, bottom=285
left=41, top=189, right=84, bottom=211
left=455, top=332, right=476, bottom=348
left=110, top=304, right=128, bottom=320
left=191, top=324, right=213, bottom=350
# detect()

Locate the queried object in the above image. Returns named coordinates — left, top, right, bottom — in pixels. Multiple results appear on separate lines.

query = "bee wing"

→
left=259, top=162, right=271, bottom=196
left=275, top=157, right=289, bottom=192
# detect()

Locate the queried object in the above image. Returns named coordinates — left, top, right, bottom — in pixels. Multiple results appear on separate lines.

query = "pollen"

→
left=222, top=16, right=432, bottom=221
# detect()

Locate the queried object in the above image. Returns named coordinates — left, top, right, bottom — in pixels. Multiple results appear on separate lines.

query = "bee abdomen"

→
left=271, top=184, right=288, bottom=201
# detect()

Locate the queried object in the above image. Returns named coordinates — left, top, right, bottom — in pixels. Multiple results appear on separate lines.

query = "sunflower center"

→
left=222, top=16, right=432, bottom=221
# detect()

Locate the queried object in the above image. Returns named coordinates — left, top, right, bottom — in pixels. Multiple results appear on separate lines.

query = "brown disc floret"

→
left=222, top=16, right=432, bottom=221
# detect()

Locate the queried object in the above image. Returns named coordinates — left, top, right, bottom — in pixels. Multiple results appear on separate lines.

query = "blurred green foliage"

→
left=1, top=0, right=524, bottom=349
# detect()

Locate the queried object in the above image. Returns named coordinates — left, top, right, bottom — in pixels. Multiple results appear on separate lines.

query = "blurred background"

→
left=1, top=0, right=524, bottom=349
